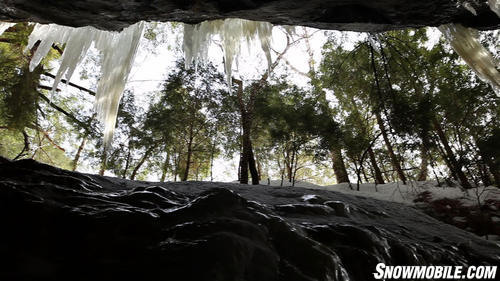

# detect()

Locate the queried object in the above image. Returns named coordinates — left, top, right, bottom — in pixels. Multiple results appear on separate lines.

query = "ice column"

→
left=94, top=22, right=144, bottom=147
left=463, top=2, right=477, bottom=15
left=0, top=22, right=15, bottom=36
left=25, top=22, right=145, bottom=147
left=439, top=24, right=500, bottom=96
left=489, top=0, right=500, bottom=17
left=183, top=19, right=273, bottom=85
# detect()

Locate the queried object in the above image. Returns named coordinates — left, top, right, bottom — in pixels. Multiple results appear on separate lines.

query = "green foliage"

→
left=141, top=60, right=229, bottom=181
left=2, top=65, right=42, bottom=129
left=320, top=27, right=499, bottom=185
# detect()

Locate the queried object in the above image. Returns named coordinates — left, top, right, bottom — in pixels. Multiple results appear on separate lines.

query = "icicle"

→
left=463, top=2, right=477, bottom=15
left=439, top=24, right=500, bottom=96
left=489, top=0, right=500, bottom=17
left=51, top=26, right=97, bottom=93
left=0, top=22, right=15, bottom=36
left=26, top=22, right=145, bottom=148
left=26, top=24, right=71, bottom=72
left=183, top=19, right=273, bottom=86
left=258, top=23, right=273, bottom=74
left=183, top=24, right=196, bottom=68
left=94, top=22, right=145, bottom=148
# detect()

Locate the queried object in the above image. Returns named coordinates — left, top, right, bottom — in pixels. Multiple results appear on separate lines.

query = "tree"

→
left=321, top=28, right=499, bottom=188
left=0, top=23, right=88, bottom=168
left=142, top=61, right=228, bottom=181
left=232, top=29, right=310, bottom=185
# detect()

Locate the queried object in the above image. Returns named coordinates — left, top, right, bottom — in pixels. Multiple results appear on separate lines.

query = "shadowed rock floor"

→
left=0, top=157, right=499, bottom=280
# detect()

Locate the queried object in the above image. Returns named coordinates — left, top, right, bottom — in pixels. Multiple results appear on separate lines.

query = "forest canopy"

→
left=0, top=22, right=499, bottom=189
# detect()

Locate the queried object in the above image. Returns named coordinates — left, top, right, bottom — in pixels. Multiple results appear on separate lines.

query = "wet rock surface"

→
left=1, top=157, right=499, bottom=280
left=0, top=0, right=499, bottom=31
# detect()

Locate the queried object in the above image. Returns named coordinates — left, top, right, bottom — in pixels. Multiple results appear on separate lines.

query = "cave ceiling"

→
left=1, top=0, right=499, bottom=31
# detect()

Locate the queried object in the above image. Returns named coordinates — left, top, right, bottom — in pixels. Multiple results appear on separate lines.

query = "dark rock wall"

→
left=1, top=158, right=499, bottom=280
left=1, top=0, right=499, bottom=31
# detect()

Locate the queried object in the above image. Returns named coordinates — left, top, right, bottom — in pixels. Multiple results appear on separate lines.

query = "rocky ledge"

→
left=0, top=157, right=499, bottom=280
left=1, top=0, right=499, bottom=31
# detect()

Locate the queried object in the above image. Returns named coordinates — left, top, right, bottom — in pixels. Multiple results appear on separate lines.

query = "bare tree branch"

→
left=42, top=72, right=96, bottom=96
left=37, top=91, right=91, bottom=132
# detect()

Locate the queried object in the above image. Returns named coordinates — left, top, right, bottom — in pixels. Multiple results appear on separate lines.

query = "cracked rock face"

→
left=1, top=0, right=499, bottom=31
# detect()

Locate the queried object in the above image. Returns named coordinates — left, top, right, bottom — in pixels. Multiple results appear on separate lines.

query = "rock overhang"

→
left=1, top=0, right=499, bottom=31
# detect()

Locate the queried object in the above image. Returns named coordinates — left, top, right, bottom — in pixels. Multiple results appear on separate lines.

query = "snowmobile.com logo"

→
left=373, top=263, right=497, bottom=280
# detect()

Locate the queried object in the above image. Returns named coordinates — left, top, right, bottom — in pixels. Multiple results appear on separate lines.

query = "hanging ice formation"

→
left=461, top=1, right=499, bottom=16
left=11, top=18, right=274, bottom=149
left=0, top=22, right=15, bottom=36
left=24, top=22, right=145, bottom=147
left=489, top=0, right=500, bottom=17
left=438, top=1, right=500, bottom=96
left=183, top=19, right=273, bottom=85
left=462, top=2, right=477, bottom=15
left=4, top=6, right=496, bottom=148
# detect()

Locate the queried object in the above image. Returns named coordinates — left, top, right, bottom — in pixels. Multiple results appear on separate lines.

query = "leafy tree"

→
left=143, top=61, right=228, bottom=181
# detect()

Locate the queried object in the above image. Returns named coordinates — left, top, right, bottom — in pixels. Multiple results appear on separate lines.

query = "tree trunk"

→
left=240, top=132, right=249, bottom=184
left=361, top=163, right=369, bottom=182
left=367, top=147, right=385, bottom=184
left=248, top=142, right=259, bottom=185
left=240, top=114, right=259, bottom=185
left=122, top=148, right=131, bottom=179
left=173, top=156, right=178, bottom=182
left=429, top=153, right=442, bottom=187
left=369, top=43, right=406, bottom=185
left=292, top=149, right=300, bottom=186
left=160, top=152, right=169, bottom=182
left=210, top=139, right=216, bottom=182
left=14, top=130, right=30, bottom=160
left=417, top=134, right=429, bottom=181
left=277, top=154, right=284, bottom=187
left=238, top=152, right=243, bottom=182
left=283, top=149, right=292, bottom=182
left=232, top=36, right=295, bottom=185
left=375, top=111, right=407, bottom=184
left=71, top=135, right=87, bottom=171
left=173, top=149, right=180, bottom=182
left=435, top=139, right=458, bottom=180
left=235, top=78, right=259, bottom=185
left=130, top=146, right=154, bottom=180
left=195, top=163, right=200, bottom=181
left=331, top=146, right=350, bottom=183
left=99, top=146, right=107, bottom=176
left=289, top=148, right=296, bottom=183
left=182, top=127, right=194, bottom=182
left=256, top=157, right=262, bottom=181
left=432, top=118, right=471, bottom=188
left=354, top=162, right=362, bottom=190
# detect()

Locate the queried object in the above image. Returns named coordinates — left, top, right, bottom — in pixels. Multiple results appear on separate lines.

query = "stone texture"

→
left=0, top=0, right=499, bottom=31
left=1, top=157, right=499, bottom=280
